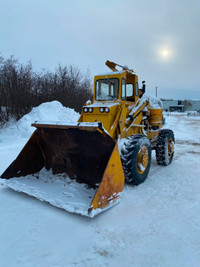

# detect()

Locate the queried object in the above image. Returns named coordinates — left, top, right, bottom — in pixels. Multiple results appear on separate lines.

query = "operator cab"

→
left=94, top=60, right=141, bottom=103
left=94, top=72, right=139, bottom=103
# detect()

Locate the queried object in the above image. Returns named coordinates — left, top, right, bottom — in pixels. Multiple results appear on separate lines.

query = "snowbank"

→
left=0, top=101, right=80, bottom=139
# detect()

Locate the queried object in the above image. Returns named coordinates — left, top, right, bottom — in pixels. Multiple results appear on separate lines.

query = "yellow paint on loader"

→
left=90, top=144, right=124, bottom=211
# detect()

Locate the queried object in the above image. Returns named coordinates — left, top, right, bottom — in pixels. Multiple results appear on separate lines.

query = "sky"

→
left=1, top=0, right=200, bottom=100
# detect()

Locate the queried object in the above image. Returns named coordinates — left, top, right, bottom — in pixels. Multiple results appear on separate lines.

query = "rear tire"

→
left=156, top=129, right=175, bottom=166
left=121, top=135, right=151, bottom=185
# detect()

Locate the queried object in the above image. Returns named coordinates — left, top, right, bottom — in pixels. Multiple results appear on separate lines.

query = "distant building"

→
left=161, top=99, right=200, bottom=112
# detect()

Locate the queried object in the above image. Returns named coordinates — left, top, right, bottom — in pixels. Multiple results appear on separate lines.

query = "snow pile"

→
left=0, top=101, right=80, bottom=139
left=142, top=94, right=163, bottom=109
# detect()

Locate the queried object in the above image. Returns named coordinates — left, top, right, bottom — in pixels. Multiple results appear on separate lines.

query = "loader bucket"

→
left=0, top=122, right=124, bottom=217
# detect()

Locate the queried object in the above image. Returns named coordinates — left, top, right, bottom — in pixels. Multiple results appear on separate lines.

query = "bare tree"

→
left=0, top=55, right=92, bottom=126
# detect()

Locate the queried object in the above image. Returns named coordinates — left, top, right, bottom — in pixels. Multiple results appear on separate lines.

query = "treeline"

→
left=0, top=55, right=92, bottom=126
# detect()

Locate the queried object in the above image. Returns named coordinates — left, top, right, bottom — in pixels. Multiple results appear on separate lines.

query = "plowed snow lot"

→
left=0, top=103, right=200, bottom=267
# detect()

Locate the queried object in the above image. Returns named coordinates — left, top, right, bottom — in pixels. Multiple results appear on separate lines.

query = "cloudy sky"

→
left=1, top=0, right=200, bottom=99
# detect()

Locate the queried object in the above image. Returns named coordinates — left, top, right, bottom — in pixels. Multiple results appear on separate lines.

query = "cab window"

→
left=121, top=79, right=126, bottom=100
left=135, top=82, right=139, bottom=96
left=95, top=78, right=119, bottom=100
left=126, top=84, right=133, bottom=97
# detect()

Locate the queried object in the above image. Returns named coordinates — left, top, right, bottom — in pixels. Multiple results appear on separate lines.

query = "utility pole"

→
left=155, top=86, right=158, bottom=97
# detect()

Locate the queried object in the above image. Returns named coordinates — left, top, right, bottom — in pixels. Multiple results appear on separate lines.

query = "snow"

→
left=2, top=168, right=97, bottom=217
left=85, top=101, right=120, bottom=108
left=95, top=70, right=125, bottom=76
left=146, top=94, right=163, bottom=109
left=1, top=168, right=120, bottom=218
left=128, top=94, right=163, bottom=118
left=0, top=100, right=80, bottom=139
left=32, top=121, right=102, bottom=128
left=163, top=113, right=200, bottom=144
left=1, top=101, right=200, bottom=266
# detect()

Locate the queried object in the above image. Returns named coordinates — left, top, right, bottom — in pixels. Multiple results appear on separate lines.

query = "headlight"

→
left=89, top=108, right=93, bottom=113
left=105, top=107, right=110, bottom=113
left=99, top=107, right=105, bottom=113
left=83, top=107, right=88, bottom=113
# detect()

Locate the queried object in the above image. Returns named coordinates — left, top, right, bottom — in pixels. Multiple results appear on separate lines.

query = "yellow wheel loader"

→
left=0, top=60, right=175, bottom=217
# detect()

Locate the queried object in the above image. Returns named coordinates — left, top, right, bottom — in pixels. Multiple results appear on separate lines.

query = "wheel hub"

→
left=137, top=146, right=148, bottom=174
left=168, top=138, right=174, bottom=158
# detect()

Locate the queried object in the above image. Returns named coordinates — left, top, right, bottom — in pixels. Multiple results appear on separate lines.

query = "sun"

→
left=159, top=48, right=172, bottom=60
left=162, top=49, right=169, bottom=57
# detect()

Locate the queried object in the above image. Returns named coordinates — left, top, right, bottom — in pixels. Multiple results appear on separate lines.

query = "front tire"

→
left=156, top=129, right=175, bottom=166
left=121, top=135, right=151, bottom=185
